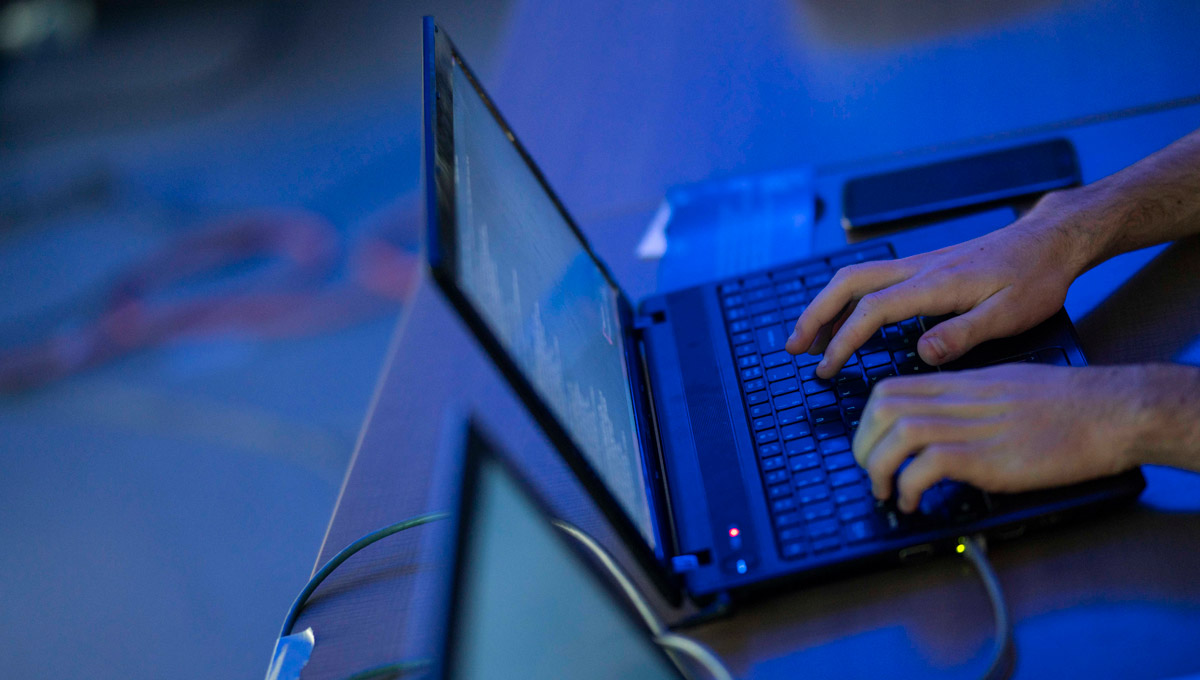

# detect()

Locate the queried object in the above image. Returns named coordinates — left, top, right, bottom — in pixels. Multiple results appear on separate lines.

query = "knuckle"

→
left=894, top=417, right=922, bottom=444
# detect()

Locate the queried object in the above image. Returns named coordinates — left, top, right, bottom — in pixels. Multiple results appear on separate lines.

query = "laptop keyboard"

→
left=717, top=243, right=1067, bottom=562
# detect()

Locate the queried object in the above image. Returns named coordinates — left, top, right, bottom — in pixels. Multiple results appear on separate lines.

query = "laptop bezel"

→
left=422, top=18, right=682, bottom=605
left=434, top=416, right=686, bottom=680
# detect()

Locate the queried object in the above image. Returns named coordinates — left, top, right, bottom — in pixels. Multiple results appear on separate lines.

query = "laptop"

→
left=431, top=418, right=690, bottom=680
left=421, top=18, right=1145, bottom=605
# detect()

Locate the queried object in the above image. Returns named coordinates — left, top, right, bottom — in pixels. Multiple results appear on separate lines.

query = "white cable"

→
left=553, top=520, right=735, bottom=680
left=958, top=535, right=1015, bottom=680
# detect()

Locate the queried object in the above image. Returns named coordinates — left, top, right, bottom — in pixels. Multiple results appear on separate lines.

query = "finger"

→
left=806, top=300, right=856, bottom=355
left=851, top=394, right=1007, bottom=468
left=816, top=279, right=953, bottom=378
left=862, top=416, right=1000, bottom=501
left=895, top=443, right=987, bottom=513
left=917, top=289, right=1025, bottom=365
left=786, top=261, right=913, bottom=354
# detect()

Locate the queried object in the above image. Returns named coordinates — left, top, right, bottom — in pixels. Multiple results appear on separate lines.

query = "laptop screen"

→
left=448, top=59, right=656, bottom=548
left=447, top=452, right=682, bottom=680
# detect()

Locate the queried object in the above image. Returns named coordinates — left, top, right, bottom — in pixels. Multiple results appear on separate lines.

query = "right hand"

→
left=784, top=191, right=1092, bottom=379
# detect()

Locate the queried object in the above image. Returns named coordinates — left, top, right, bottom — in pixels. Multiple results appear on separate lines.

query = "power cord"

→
left=273, top=512, right=447, bottom=680
left=957, top=535, right=1016, bottom=680
left=553, top=520, right=735, bottom=680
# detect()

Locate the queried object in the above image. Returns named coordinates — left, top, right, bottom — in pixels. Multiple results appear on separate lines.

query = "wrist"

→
left=1120, top=364, right=1200, bottom=470
left=1029, top=185, right=1121, bottom=277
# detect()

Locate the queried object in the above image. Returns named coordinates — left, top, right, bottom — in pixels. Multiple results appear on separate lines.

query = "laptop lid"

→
left=422, top=18, right=680, bottom=603
left=435, top=420, right=686, bottom=680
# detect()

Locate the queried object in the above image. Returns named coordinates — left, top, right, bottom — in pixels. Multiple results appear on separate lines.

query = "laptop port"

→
left=898, top=543, right=934, bottom=564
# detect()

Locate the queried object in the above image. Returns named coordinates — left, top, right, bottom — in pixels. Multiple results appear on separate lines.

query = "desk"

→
left=292, top=98, right=1200, bottom=679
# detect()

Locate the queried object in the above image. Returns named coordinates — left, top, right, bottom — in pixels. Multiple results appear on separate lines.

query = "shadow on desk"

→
left=693, top=472, right=1200, bottom=679
left=1078, top=235, right=1200, bottom=366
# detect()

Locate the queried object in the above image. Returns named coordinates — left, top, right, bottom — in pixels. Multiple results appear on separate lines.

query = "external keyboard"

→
left=717, top=243, right=1066, bottom=562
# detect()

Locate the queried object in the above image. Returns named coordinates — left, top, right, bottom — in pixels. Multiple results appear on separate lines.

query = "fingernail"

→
left=817, top=359, right=828, bottom=373
left=787, top=330, right=799, bottom=344
left=924, top=335, right=947, bottom=362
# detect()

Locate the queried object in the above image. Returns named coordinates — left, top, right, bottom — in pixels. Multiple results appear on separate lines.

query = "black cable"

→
left=278, top=511, right=447, bottom=639
left=958, top=535, right=1016, bottom=680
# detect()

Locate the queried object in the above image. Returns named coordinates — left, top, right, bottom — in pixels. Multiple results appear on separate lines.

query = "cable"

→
left=553, top=520, right=734, bottom=680
left=958, top=535, right=1016, bottom=680
left=278, top=511, right=448, bottom=639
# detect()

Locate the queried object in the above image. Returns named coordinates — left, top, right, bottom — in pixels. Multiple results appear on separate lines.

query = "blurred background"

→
left=2, top=1, right=1199, bottom=678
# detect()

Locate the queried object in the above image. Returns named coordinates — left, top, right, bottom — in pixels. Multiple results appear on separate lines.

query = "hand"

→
left=850, top=364, right=1144, bottom=513
left=785, top=191, right=1092, bottom=379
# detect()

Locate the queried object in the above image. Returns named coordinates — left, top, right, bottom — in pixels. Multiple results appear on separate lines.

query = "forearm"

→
left=1122, top=363, right=1200, bottom=473
left=1050, top=128, right=1200, bottom=273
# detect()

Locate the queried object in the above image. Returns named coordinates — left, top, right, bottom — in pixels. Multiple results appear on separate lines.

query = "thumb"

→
left=917, top=292, right=1020, bottom=364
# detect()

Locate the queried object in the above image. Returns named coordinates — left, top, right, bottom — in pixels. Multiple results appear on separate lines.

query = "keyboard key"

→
left=744, top=378, right=766, bottom=392
left=795, top=352, right=821, bottom=367
left=771, top=379, right=799, bottom=396
left=732, top=331, right=754, bottom=345
left=789, top=452, right=820, bottom=471
left=743, top=275, right=771, bottom=291
left=782, top=304, right=806, bottom=321
left=745, top=288, right=773, bottom=304
left=838, top=501, right=872, bottom=522
left=793, top=469, right=825, bottom=488
left=767, top=484, right=792, bottom=499
left=748, top=300, right=777, bottom=315
left=754, top=312, right=781, bottom=327
left=897, top=358, right=934, bottom=375
left=803, top=378, right=832, bottom=396
left=781, top=422, right=812, bottom=440
left=798, top=363, right=820, bottom=381
left=810, top=407, right=840, bottom=425
left=756, top=429, right=779, bottom=445
left=747, top=390, right=768, bottom=405
left=804, top=271, right=833, bottom=287
left=780, top=541, right=806, bottom=560
left=771, top=497, right=796, bottom=513
left=807, top=391, right=837, bottom=410
left=813, top=536, right=842, bottom=553
left=797, top=484, right=830, bottom=504
left=785, top=437, right=817, bottom=456
left=726, top=307, right=746, bottom=320
left=750, top=403, right=772, bottom=418
left=765, top=469, right=789, bottom=485
left=816, top=421, right=847, bottom=440
left=763, top=351, right=792, bottom=368
left=779, top=292, right=807, bottom=308
left=861, top=330, right=888, bottom=353
left=777, top=406, right=805, bottom=425
left=719, top=281, right=741, bottom=295
left=723, top=293, right=744, bottom=308
left=837, top=378, right=867, bottom=398
left=775, top=279, right=803, bottom=294
left=865, top=365, right=896, bottom=386
left=778, top=526, right=805, bottom=542
left=737, top=354, right=760, bottom=369
left=752, top=416, right=776, bottom=431
left=758, top=442, right=782, bottom=458
left=774, top=392, right=803, bottom=410
left=741, top=366, right=763, bottom=381
left=803, top=501, right=835, bottom=521
left=809, top=518, right=839, bottom=538
left=830, top=469, right=860, bottom=487
left=861, top=351, right=891, bottom=369
left=819, top=436, right=851, bottom=454
left=843, top=519, right=878, bottom=544
left=767, top=364, right=796, bottom=381
left=761, top=455, right=785, bottom=471
left=730, top=320, right=751, bottom=333
left=824, top=452, right=856, bottom=471
left=834, top=485, right=868, bottom=505
left=774, top=512, right=802, bottom=528
left=734, top=343, right=757, bottom=357
left=755, top=326, right=787, bottom=353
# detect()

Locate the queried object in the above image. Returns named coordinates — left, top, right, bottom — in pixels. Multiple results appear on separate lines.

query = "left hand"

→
left=851, top=363, right=1143, bottom=513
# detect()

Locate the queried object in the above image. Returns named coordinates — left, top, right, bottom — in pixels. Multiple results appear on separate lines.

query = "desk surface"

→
left=293, top=4, right=1200, bottom=677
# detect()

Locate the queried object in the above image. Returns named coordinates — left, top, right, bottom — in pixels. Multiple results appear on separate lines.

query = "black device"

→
left=431, top=419, right=689, bottom=680
left=841, top=138, right=1081, bottom=230
left=422, top=18, right=1144, bottom=606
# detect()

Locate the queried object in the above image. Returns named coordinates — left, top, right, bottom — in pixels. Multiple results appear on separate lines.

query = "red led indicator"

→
left=728, top=527, right=740, bottom=538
